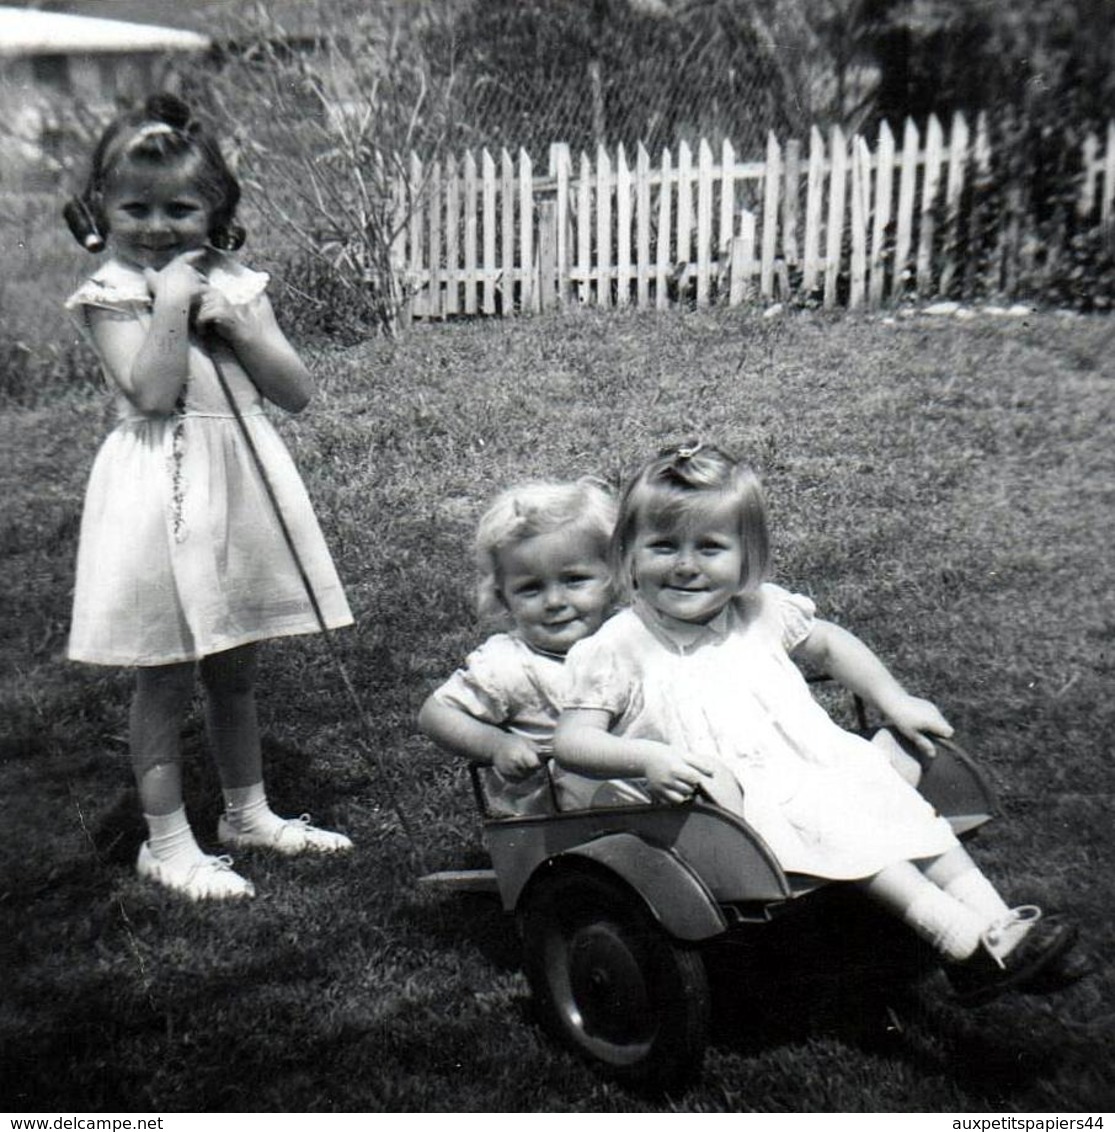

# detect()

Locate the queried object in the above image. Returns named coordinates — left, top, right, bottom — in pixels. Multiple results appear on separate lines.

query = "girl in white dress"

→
left=418, top=479, right=625, bottom=815
left=554, top=443, right=1080, bottom=1005
left=64, top=94, right=353, bottom=900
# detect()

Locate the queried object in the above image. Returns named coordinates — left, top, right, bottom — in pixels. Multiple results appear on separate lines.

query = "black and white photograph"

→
left=1, top=0, right=1112, bottom=1116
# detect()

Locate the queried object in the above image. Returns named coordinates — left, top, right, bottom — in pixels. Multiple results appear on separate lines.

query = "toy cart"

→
left=420, top=713, right=998, bottom=1091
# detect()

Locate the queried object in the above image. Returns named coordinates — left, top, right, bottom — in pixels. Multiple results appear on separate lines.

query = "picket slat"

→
left=849, top=136, right=869, bottom=309
left=617, top=143, right=633, bottom=306
left=696, top=138, right=714, bottom=307
left=597, top=145, right=613, bottom=306
left=894, top=118, right=919, bottom=297
left=408, top=151, right=424, bottom=317
left=869, top=120, right=894, bottom=305
left=463, top=151, right=478, bottom=314
left=761, top=131, right=781, bottom=299
left=803, top=126, right=825, bottom=295
left=916, top=114, right=943, bottom=295
left=577, top=150, right=592, bottom=304
left=392, top=113, right=1115, bottom=322
left=500, top=149, right=514, bottom=313
left=677, top=141, right=693, bottom=291
left=636, top=142, right=651, bottom=306
left=444, top=153, right=459, bottom=316
left=783, top=136, right=801, bottom=267
left=656, top=147, right=673, bottom=309
left=720, top=138, right=736, bottom=258
left=823, top=125, right=847, bottom=308
left=1103, top=121, right=1115, bottom=235
left=551, top=143, right=572, bottom=305
left=519, top=149, right=534, bottom=313
left=939, top=111, right=968, bottom=298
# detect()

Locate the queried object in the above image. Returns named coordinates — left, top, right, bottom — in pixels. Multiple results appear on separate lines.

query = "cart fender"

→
left=559, top=832, right=728, bottom=942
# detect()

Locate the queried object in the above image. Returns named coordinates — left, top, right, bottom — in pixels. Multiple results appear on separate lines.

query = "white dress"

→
left=562, top=584, right=960, bottom=879
left=66, top=255, right=353, bottom=666
left=432, top=632, right=624, bottom=815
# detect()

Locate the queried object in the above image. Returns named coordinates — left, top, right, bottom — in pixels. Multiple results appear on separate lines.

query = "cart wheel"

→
left=518, top=867, right=710, bottom=1091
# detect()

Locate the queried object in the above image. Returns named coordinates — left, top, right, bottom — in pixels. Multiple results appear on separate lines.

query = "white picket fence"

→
left=391, top=111, right=1115, bottom=319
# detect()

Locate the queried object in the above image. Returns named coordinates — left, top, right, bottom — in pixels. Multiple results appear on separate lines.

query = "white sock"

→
left=145, top=806, right=205, bottom=864
left=902, top=885, right=986, bottom=962
left=222, top=782, right=287, bottom=837
left=943, top=867, right=1012, bottom=925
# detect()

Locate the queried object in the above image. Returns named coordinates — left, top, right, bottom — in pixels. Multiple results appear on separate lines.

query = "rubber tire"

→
left=518, top=866, right=710, bottom=1092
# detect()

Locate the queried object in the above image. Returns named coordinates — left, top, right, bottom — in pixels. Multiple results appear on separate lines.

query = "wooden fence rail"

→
left=391, top=111, right=1115, bottom=320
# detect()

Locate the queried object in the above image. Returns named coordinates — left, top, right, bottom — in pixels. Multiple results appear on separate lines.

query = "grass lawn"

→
left=1, top=306, right=1112, bottom=1113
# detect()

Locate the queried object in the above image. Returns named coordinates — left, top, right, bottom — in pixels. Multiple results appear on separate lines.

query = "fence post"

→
left=481, top=149, right=497, bottom=314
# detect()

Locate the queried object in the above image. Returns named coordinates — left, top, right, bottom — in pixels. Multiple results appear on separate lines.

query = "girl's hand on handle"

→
left=883, top=693, right=954, bottom=759
left=142, top=249, right=208, bottom=306
left=643, top=746, right=716, bottom=805
left=492, top=734, right=544, bottom=781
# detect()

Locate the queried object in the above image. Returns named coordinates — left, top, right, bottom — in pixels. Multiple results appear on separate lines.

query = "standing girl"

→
left=64, top=94, right=353, bottom=900
left=554, top=443, right=1081, bottom=1006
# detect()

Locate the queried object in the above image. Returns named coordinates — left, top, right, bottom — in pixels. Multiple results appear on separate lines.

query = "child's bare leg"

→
left=202, top=645, right=353, bottom=855
left=918, top=847, right=1011, bottom=921
left=858, top=860, right=985, bottom=960
left=131, top=662, right=194, bottom=815
left=131, top=663, right=253, bottom=899
left=200, top=644, right=262, bottom=789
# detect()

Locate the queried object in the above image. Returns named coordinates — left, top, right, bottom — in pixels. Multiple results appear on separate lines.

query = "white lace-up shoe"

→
left=137, top=842, right=255, bottom=900
left=217, top=813, right=353, bottom=855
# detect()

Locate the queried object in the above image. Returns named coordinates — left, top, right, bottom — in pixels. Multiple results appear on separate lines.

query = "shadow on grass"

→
left=704, top=886, right=1078, bottom=1107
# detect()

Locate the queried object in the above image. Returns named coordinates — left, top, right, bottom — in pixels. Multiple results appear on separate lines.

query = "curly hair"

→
left=474, top=478, right=617, bottom=620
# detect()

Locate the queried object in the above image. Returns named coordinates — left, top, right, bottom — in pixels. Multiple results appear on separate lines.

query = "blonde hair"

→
left=612, top=442, right=770, bottom=603
left=475, top=478, right=617, bottom=619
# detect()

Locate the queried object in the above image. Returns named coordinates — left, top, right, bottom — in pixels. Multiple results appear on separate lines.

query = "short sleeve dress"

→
left=563, top=584, right=960, bottom=879
left=431, top=633, right=636, bottom=815
left=65, top=254, right=353, bottom=666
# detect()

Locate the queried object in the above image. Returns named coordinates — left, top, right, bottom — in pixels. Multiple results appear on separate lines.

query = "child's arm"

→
left=417, top=694, right=543, bottom=780
left=195, top=287, right=313, bottom=412
left=554, top=708, right=717, bottom=805
left=793, top=618, right=953, bottom=757
left=87, top=254, right=205, bottom=414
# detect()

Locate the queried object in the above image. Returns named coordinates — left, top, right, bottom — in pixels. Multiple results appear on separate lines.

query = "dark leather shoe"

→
left=947, top=909, right=1078, bottom=1008
left=1018, top=938, right=1094, bottom=994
